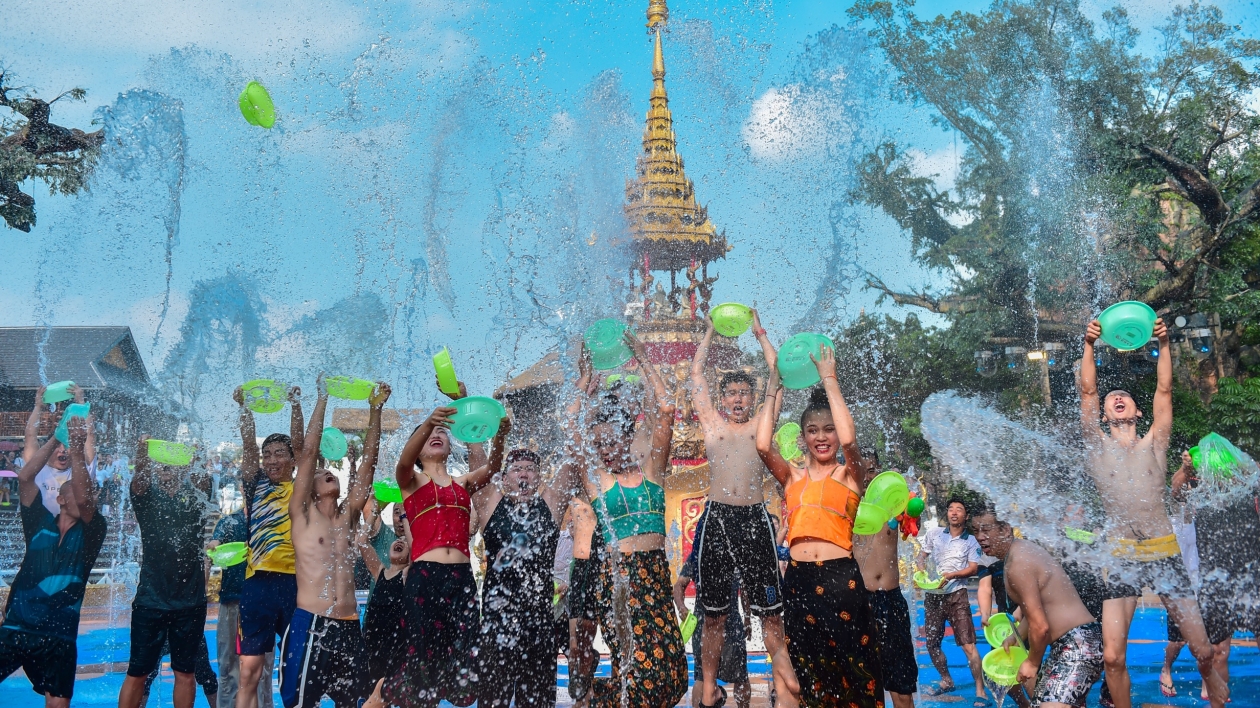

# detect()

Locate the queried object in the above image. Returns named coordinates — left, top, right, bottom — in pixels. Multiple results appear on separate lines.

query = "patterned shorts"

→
left=1034, top=622, right=1104, bottom=708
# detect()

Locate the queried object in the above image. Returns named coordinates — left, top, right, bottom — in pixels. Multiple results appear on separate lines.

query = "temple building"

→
left=498, top=0, right=780, bottom=571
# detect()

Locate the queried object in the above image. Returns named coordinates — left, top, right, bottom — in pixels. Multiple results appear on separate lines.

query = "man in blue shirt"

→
left=0, top=416, right=106, bottom=707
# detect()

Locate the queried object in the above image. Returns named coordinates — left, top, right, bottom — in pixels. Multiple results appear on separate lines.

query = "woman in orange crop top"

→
left=378, top=397, right=509, bottom=708
left=755, top=344, right=885, bottom=708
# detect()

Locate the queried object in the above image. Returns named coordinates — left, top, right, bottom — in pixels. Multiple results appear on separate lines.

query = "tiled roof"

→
left=0, top=327, right=149, bottom=389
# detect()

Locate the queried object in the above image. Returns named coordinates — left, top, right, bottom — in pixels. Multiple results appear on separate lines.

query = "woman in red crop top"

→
left=378, top=397, right=509, bottom=708
left=755, top=344, right=885, bottom=708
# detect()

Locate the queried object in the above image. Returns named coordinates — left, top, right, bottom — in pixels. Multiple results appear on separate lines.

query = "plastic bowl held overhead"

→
left=776, top=333, right=837, bottom=390
left=320, top=427, right=348, bottom=461
left=44, top=380, right=76, bottom=404
left=853, top=500, right=890, bottom=536
left=54, top=402, right=91, bottom=446
left=206, top=542, right=248, bottom=568
left=983, top=646, right=1030, bottom=687
left=710, top=303, right=753, bottom=337
left=238, top=81, right=276, bottom=128
left=148, top=439, right=195, bottom=466
left=984, top=612, right=1019, bottom=649
left=433, top=348, right=460, bottom=396
left=326, top=376, right=375, bottom=400
left=373, top=481, right=403, bottom=504
left=1097, top=301, right=1157, bottom=352
left=242, top=379, right=287, bottom=414
left=584, top=319, right=634, bottom=371
left=774, top=422, right=803, bottom=461
left=913, top=570, right=943, bottom=590
left=864, top=471, right=910, bottom=517
left=449, top=396, right=507, bottom=443
left=1190, top=432, right=1247, bottom=480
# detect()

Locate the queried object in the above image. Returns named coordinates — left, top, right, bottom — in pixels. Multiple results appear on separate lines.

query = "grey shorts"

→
left=1034, top=622, right=1104, bottom=708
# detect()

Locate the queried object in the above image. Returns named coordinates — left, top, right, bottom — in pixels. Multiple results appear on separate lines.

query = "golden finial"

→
left=653, top=29, right=666, bottom=81
left=647, top=0, right=668, bottom=31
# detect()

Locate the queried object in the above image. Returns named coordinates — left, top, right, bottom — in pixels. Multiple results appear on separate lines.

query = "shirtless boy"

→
left=689, top=311, right=797, bottom=707
left=972, top=510, right=1103, bottom=708
left=852, top=451, right=917, bottom=708
left=1079, top=317, right=1226, bottom=708
left=280, top=377, right=390, bottom=708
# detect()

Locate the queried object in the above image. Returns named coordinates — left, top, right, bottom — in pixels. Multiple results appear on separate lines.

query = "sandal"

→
left=698, top=685, right=727, bottom=708
left=972, top=697, right=995, bottom=708
left=1159, top=672, right=1176, bottom=697
left=921, top=682, right=956, bottom=697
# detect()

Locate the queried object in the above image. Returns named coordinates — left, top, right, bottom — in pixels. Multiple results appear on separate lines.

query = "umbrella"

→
left=0, top=441, right=21, bottom=451
left=0, top=470, right=18, bottom=477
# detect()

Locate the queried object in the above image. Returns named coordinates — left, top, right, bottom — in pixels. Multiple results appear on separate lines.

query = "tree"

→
left=0, top=68, right=103, bottom=232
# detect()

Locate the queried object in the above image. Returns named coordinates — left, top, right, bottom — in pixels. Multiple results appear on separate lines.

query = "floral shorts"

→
left=1034, top=622, right=1104, bottom=708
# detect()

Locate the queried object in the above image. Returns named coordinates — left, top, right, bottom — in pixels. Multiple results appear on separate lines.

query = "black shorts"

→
left=0, top=627, right=77, bottom=698
left=869, top=589, right=918, bottom=695
left=128, top=604, right=208, bottom=676
left=279, top=608, right=372, bottom=708
left=1167, top=594, right=1242, bottom=645
left=1102, top=553, right=1194, bottom=600
left=696, top=501, right=783, bottom=616
left=568, top=556, right=604, bottom=623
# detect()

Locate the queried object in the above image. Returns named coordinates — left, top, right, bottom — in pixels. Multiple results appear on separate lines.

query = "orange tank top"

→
left=785, top=473, right=859, bottom=550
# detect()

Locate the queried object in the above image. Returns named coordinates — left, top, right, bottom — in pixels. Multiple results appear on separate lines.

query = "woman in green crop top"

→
left=565, top=330, right=687, bottom=708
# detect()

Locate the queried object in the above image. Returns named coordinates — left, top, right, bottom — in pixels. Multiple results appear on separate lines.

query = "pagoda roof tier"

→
left=624, top=29, right=730, bottom=272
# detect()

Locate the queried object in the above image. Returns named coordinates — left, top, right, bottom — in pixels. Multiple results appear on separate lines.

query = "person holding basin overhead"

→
left=755, top=342, right=884, bottom=708
left=567, top=328, right=689, bottom=708
left=381, top=389, right=510, bottom=708
left=971, top=508, right=1104, bottom=708
left=689, top=309, right=799, bottom=708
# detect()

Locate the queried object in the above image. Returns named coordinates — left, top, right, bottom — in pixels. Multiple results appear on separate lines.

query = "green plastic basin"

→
left=433, top=348, right=460, bottom=396
left=373, top=481, right=403, bottom=504
left=984, top=612, right=1018, bottom=649
left=776, top=333, right=836, bottom=390
left=207, top=542, right=248, bottom=568
left=1097, top=301, right=1157, bottom=352
left=450, top=396, right=507, bottom=443
left=584, top=319, right=634, bottom=371
left=54, top=403, right=91, bottom=447
left=148, top=439, right=195, bottom=466
left=853, top=500, right=889, bottom=536
left=914, top=570, right=942, bottom=590
left=242, top=379, right=287, bottom=414
left=864, top=471, right=909, bottom=517
left=326, top=376, right=375, bottom=400
left=320, top=427, right=348, bottom=461
left=710, top=303, right=753, bottom=337
left=44, top=380, right=75, bottom=404
left=983, top=646, right=1029, bottom=686
left=774, top=423, right=803, bottom=461
left=238, top=81, right=276, bottom=128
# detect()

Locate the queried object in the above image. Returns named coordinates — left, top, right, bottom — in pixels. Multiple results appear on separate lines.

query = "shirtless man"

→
left=972, top=510, right=1103, bottom=708
left=690, top=311, right=797, bottom=707
left=1079, top=317, right=1226, bottom=708
left=280, top=377, right=389, bottom=708
left=852, top=451, right=917, bottom=708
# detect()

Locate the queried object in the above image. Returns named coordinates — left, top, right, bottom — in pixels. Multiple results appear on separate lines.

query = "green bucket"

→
left=983, top=646, right=1029, bottom=686
left=710, top=303, right=753, bottom=337
left=1064, top=527, right=1098, bottom=544
left=913, top=570, right=942, bottom=590
left=864, top=471, right=909, bottom=517
left=148, top=439, right=195, bottom=466
left=450, top=396, right=507, bottom=443
left=1190, top=433, right=1246, bottom=480
left=53, top=402, right=91, bottom=447
left=206, top=542, right=248, bottom=568
left=242, top=379, right=287, bottom=414
left=326, top=376, right=375, bottom=400
left=433, top=348, right=460, bottom=397
left=584, top=319, right=634, bottom=371
left=44, top=380, right=75, bottom=404
left=320, top=427, right=348, bottom=461
left=774, top=423, right=803, bottom=461
left=776, top=333, right=836, bottom=390
left=853, top=501, right=889, bottom=536
left=238, top=81, right=276, bottom=128
left=373, top=481, right=403, bottom=504
left=984, top=613, right=1019, bottom=649
left=1097, top=301, right=1157, bottom=352
left=680, top=612, right=699, bottom=643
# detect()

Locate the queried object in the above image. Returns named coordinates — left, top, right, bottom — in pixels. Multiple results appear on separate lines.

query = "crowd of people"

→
left=0, top=313, right=1255, bottom=708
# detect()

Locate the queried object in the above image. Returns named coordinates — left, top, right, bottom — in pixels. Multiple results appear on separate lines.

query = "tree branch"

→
left=1138, top=142, right=1230, bottom=228
left=864, top=274, right=979, bottom=314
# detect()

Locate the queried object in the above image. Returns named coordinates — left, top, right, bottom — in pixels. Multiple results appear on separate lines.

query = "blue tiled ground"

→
left=1, top=607, right=1255, bottom=706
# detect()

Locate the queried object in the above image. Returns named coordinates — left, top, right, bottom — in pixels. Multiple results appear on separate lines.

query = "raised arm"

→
left=344, top=382, right=391, bottom=519
left=22, top=386, right=47, bottom=466
left=235, top=386, right=261, bottom=487
left=688, top=318, right=719, bottom=425
left=645, top=388, right=677, bottom=484
left=19, top=435, right=59, bottom=508
left=754, top=371, right=793, bottom=487
left=396, top=407, right=455, bottom=494
left=812, top=345, right=861, bottom=482
left=626, top=331, right=670, bottom=410
left=356, top=521, right=384, bottom=580
left=1149, top=317, right=1173, bottom=444
left=71, top=384, right=96, bottom=464
left=750, top=309, right=777, bottom=370
left=288, top=385, right=305, bottom=459
left=1078, top=320, right=1102, bottom=440
left=130, top=435, right=154, bottom=497
left=458, top=416, right=510, bottom=495
left=290, top=379, right=328, bottom=521
left=66, top=417, right=97, bottom=523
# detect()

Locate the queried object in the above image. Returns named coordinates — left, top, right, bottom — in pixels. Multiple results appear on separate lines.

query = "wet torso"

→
left=292, top=505, right=361, bottom=619
left=1087, top=433, right=1173, bottom=540
left=701, top=418, right=767, bottom=506
left=132, top=482, right=209, bottom=610
left=244, top=474, right=296, bottom=576
left=785, top=469, right=859, bottom=562
left=482, top=494, right=559, bottom=630
left=1004, top=539, right=1096, bottom=643
left=596, top=470, right=666, bottom=554
left=853, top=521, right=900, bottom=591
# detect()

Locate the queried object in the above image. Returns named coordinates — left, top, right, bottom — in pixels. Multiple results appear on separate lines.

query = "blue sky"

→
left=2, top=0, right=1258, bottom=439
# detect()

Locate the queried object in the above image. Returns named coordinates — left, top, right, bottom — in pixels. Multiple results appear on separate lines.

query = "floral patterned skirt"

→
left=784, top=557, right=885, bottom=708
left=589, top=549, right=688, bottom=708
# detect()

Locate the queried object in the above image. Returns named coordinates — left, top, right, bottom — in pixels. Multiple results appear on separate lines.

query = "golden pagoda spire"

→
left=624, top=4, right=728, bottom=278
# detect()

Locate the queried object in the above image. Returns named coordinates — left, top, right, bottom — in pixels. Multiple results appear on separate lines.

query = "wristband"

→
left=753, top=328, right=766, bottom=337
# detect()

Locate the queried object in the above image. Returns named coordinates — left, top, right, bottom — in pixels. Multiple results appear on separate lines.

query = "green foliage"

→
left=1210, top=376, right=1260, bottom=455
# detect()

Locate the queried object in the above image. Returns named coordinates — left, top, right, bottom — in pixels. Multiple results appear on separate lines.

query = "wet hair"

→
left=506, top=449, right=541, bottom=467
left=718, top=371, right=756, bottom=395
left=860, top=447, right=880, bottom=466
left=800, top=387, right=831, bottom=426
left=261, top=433, right=293, bottom=457
left=593, top=405, right=636, bottom=438
left=1104, top=390, right=1134, bottom=401
left=945, top=496, right=969, bottom=515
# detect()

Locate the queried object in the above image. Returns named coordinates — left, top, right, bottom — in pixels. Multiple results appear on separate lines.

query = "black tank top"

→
left=481, top=494, right=559, bottom=631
